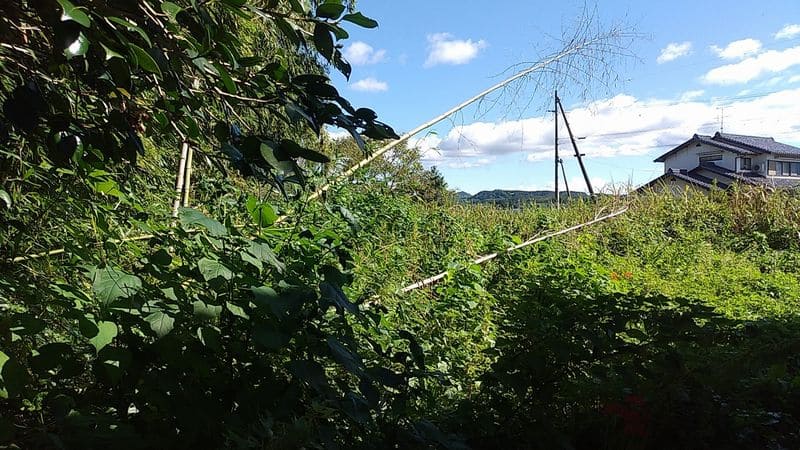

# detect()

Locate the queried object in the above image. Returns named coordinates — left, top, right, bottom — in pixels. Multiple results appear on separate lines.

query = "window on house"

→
left=699, top=154, right=723, bottom=163
left=767, top=160, right=800, bottom=177
left=739, top=157, right=752, bottom=170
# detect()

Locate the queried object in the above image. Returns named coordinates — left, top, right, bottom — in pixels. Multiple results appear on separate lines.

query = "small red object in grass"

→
left=601, top=394, right=651, bottom=439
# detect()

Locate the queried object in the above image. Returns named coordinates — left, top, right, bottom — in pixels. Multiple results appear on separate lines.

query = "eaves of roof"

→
left=653, top=134, right=756, bottom=163
left=696, top=162, right=762, bottom=185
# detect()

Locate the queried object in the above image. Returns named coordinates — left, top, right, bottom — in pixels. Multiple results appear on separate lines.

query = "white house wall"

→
left=664, top=142, right=736, bottom=173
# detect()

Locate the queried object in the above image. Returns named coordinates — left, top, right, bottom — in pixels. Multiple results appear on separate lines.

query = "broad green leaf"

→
left=0, top=190, right=10, bottom=209
left=0, top=351, right=8, bottom=398
left=240, top=251, right=262, bottom=271
left=197, top=326, right=221, bottom=350
left=247, top=242, right=285, bottom=272
left=78, top=316, right=99, bottom=338
left=65, top=33, right=89, bottom=59
left=327, top=337, right=364, bottom=375
left=160, top=1, right=182, bottom=21
left=316, top=2, right=346, bottom=19
left=287, top=359, right=328, bottom=391
left=107, top=17, right=152, bottom=47
left=0, top=351, right=28, bottom=399
left=193, top=300, right=222, bottom=320
left=213, top=63, right=237, bottom=94
left=342, top=12, right=378, bottom=28
left=145, top=311, right=174, bottom=338
left=313, top=23, right=334, bottom=61
left=101, top=43, right=124, bottom=60
left=251, top=286, right=298, bottom=319
left=129, top=44, right=162, bottom=76
left=97, top=347, right=132, bottom=385
left=149, top=249, right=172, bottom=266
left=10, top=313, right=45, bottom=336
left=225, top=302, right=249, bottom=319
left=320, top=282, right=358, bottom=314
left=399, top=330, right=426, bottom=371
left=89, top=321, right=118, bottom=353
left=92, top=266, right=142, bottom=305
left=340, top=392, right=370, bottom=424
left=246, top=196, right=277, bottom=227
left=57, top=0, right=91, bottom=27
left=253, top=324, right=289, bottom=350
left=198, top=258, right=233, bottom=281
left=178, top=208, right=227, bottom=236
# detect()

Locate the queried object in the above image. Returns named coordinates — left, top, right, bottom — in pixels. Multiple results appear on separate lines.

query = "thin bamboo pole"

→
left=302, top=38, right=603, bottom=207
left=398, top=207, right=628, bottom=293
left=181, top=145, right=195, bottom=207
left=172, top=141, right=190, bottom=217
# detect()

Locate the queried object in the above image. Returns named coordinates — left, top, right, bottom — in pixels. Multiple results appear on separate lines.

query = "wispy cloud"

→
left=657, top=41, right=692, bottom=64
left=775, top=24, right=800, bottom=40
left=703, top=45, right=800, bottom=84
left=343, top=41, right=386, bottom=66
left=350, top=77, right=388, bottom=92
left=679, top=90, right=705, bottom=102
left=424, top=33, right=487, bottom=67
left=710, top=38, right=762, bottom=60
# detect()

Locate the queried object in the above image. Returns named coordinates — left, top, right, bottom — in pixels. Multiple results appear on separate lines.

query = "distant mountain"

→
left=454, top=191, right=473, bottom=201
left=453, top=189, right=590, bottom=206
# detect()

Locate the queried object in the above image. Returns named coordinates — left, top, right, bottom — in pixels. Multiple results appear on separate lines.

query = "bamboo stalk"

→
left=182, top=144, right=195, bottom=207
left=398, top=207, right=628, bottom=293
left=172, top=141, right=190, bottom=217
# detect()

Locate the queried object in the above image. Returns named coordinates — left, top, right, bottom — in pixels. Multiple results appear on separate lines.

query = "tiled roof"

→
left=696, top=162, right=762, bottom=185
left=640, top=169, right=721, bottom=191
left=654, top=132, right=800, bottom=162
left=715, top=133, right=800, bottom=156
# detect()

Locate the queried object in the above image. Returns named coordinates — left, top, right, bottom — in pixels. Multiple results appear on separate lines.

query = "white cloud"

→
left=424, top=33, right=487, bottom=67
left=350, top=77, right=388, bottom=92
left=325, top=128, right=351, bottom=140
left=343, top=41, right=386, bottom=66
left=710, top=38, right=762, bottom=60
left=789, top=75, right=800, bottom=83
left=679, top=90, right=705, bottom=102
left=703, top=45, right=800, bottom=84
left=657, top=41, right=692, bottom=64
left=419, top=88, right=800, bottom=168
left=775, top=24, right=800, bottom=40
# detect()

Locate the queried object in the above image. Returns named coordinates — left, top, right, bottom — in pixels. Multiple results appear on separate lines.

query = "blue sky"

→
left=329, top=0, right=800, bottom=194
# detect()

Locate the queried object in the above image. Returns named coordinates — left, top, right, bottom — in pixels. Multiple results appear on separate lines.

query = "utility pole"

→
left=560, top=158, right=571, bottom=198
left=556, top=95, right=594, bottom=198
left=554, top=90, right=560, bottom=207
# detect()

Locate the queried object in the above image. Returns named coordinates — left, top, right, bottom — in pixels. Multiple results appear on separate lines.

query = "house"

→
left=641, top=132, right=800, bottom=192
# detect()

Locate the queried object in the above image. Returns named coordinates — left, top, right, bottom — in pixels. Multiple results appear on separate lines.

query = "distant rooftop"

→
left=654, top=132, right=800, bottom=162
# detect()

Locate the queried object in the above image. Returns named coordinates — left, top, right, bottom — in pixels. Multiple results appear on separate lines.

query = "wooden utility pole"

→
left=554, top=90, right=560, bottom=207
left=556, top=95, right=594, bottom=198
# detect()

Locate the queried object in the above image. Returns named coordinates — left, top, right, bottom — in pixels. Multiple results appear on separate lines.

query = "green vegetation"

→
left=2, top=1, right=800, bottom=449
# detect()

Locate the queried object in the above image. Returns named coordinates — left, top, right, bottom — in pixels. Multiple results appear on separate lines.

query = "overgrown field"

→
left=2, top=1, right=800, bottom=447
left=339, top=186, right=800, bottom=449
